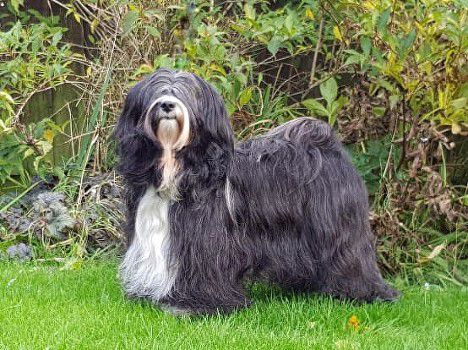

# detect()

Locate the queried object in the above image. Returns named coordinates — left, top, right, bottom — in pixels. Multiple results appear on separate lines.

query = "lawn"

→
left=0, top=261, right=466, bottom=350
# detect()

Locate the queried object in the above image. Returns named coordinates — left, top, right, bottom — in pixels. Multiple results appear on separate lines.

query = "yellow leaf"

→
left=362, top=0, right=377, bottom=10
left=91, top=18, right=99, bottom=34
left=418, top=243, right=446, bottom=263
left=209, top=63, right=226, bottom=76
left=0, top=90, right=15, bottom=104
left=452, top=123, right=461, bottom=134
left=427, top=243, right=446, bottom=260
left=305, top=8, right=314, bottom=20
left=43, top=129, right=55, bottom=143
left=333, top=26, right=343, bottom=42
left=73, top=12, right=81, bottom=23
left=347, top=315, right=360, bottom=331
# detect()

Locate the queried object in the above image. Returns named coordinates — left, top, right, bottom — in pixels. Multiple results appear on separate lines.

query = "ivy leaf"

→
left=267, top=37, right=282, bottom=56
left=320, top=77, right=338, bottom=106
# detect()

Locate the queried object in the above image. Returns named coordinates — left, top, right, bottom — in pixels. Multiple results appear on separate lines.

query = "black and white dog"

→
left=115, top=68, right=399, bottom=315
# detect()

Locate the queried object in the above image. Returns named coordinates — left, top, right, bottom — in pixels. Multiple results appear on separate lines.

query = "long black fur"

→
left=115, top=68, right=400, bottom=314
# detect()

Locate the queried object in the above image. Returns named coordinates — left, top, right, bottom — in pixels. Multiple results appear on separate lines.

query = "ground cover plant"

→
left=0, top=261, right=467, bottom=349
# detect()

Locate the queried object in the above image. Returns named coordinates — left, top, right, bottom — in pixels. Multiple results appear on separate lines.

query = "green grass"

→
left=0, top=261, right=466, bottom=350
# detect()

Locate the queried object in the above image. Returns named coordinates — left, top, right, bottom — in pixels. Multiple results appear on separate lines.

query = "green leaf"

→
left=244, top=4, right=255, bottom=20
left=336, top=95, right=349, bottom=109
left=451, top=97, right=466, bottom=109
left=302, top=99, right=329, bottom=117
left=122, top=10, right=139, bottom=36
left=51, top=31, right=63, bottom=46
left=372, top=106, right=386, bottom=117
left=360, top=36, right=372, bottom=56
left=320, top=77, right=338, bottom=106
left=146, top=26, right=160, bottom=38
left=0, top=91, right=15, bottom=105
left=238, top=87, right=253, bottom=107
left=389, top=95, right=401, bottom=110
left=285, top=13, right=294, bottom=33
left=399, top=29, right=417, bottom=54
left=377, top=7, right=391, bottom=35
left=328, top=96, right=348, bottom=119
left=267, top=37, right=282, bottom=56
left=11, top=0, right=24, bottom=13
left=344, top=54, right=362, bottom=66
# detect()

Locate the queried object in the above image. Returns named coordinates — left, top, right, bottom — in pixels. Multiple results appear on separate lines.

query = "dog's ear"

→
left=114, top=81, right=162, bottom=186
left=114, top=83, right=144, bottom=142
left=193, top=75, right=235, bottom=151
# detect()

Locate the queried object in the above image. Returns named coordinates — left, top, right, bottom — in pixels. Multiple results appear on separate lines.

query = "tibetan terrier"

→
left=115, top=68, right=399, bottom=315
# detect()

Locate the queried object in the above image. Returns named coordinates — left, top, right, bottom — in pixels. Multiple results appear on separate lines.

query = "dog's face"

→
left=116, top=69, right=234, bottom=149
left=115, top=69, right=234, bottom=194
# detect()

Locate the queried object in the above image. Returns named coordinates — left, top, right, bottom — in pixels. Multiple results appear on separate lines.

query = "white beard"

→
left=119, top=186, right=176, bottom=301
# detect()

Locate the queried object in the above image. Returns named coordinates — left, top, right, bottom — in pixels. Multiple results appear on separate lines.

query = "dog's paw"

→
left=159, top=304, right=195, bottom=317
left=374, top=286, right=401, bottom=303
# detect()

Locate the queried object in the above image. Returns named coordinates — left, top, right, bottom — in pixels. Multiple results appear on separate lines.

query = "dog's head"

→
left=115, top=69, right=234, bottom=195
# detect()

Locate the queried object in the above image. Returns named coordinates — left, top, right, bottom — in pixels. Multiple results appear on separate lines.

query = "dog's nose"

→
left=160, top=101, right=175, bottom=113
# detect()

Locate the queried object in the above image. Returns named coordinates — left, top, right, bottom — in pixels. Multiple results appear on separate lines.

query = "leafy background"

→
left=0, top=0, right=466, bottom=284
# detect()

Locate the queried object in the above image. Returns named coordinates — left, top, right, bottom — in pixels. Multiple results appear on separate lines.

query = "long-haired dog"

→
left=115, top=68, right=399, bottom=315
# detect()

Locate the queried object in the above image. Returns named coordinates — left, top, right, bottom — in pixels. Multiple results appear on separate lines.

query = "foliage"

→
left=0, top=118, right=64, bottom=187
left=0, top=0, right=466, bottom=283
left=303, top=77, right=348, bottom=126
left=0, top=17, right=78, bottom=186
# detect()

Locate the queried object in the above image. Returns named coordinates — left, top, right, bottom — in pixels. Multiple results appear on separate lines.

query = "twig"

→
left=309, top=15, right=324, bottom=89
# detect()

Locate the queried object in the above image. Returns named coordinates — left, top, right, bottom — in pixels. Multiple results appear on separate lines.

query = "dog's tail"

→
left=265, top=117, right=338, bottom=148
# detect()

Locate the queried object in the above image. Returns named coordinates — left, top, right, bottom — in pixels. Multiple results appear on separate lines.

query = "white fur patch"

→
left=119, top=186, right=176, bottom=301
left=144, top=95, right=191, bottom=199
left=225, top=179, right=235, bottom=222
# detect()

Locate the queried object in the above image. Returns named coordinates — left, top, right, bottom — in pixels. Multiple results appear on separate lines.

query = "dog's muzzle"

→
left=144, top=95, right=190, bottom=150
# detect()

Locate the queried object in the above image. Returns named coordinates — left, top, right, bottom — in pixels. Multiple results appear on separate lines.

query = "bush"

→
left=0, top=0, right=466, bottom=283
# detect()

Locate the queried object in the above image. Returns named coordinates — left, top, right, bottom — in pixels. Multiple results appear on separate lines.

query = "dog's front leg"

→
left=160, top=199, right=253, bottom=316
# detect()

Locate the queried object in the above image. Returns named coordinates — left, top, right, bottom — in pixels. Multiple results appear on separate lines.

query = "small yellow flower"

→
left=305, top=8, right=314, bottom=20
left=43, top=129, right=55, bottom=143
left=347, top=315, right=360, bottom=331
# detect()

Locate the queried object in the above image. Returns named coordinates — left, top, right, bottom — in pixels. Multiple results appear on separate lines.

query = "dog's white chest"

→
left=119, top=186, right=176, bottom=300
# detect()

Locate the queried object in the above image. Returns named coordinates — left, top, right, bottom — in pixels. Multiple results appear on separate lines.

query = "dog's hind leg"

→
left=316, top=236, right=400, bottom=303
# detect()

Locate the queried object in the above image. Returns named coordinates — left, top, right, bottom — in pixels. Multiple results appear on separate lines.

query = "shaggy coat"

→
left=115, top=68, right=399, bottom=315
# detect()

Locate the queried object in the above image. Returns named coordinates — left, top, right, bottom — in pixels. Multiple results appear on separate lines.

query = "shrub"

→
left=0, top=0, right=466, bottom=282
